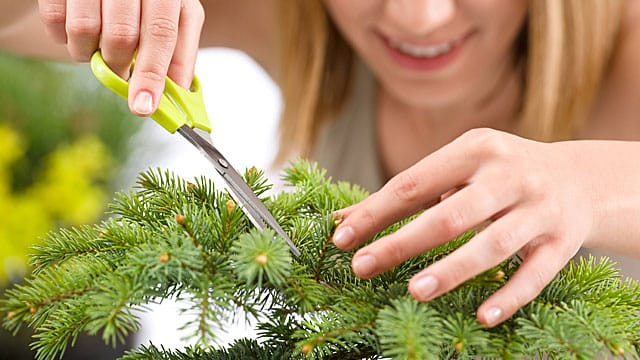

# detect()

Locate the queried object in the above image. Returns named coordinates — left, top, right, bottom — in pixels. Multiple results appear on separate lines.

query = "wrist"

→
left=579, top=140, right=640, bottom=256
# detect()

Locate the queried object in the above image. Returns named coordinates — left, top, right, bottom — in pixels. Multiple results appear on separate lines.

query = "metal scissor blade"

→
left=177, top=126, right=301, bottom=257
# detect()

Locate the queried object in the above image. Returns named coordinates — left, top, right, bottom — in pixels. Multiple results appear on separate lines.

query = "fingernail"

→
left=484, top=306, right=503, bottom=326
left=332, top=226, right=354, bottom=248
left=352, top=254, right=376, bottom=277
left=412, top=275, right=439, bottom=300
left=133, top=91, right=153, bottom=115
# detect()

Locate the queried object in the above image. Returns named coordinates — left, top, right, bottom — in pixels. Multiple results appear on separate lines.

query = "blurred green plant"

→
left=0, top=50, right=140, bottom=285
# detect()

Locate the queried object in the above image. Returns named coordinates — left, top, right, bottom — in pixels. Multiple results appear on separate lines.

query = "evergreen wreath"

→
left=2, top=160, right=639, bottom=359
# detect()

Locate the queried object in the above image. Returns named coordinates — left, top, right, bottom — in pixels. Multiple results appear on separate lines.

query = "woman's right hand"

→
left=37, top=0, right=205, bottom=116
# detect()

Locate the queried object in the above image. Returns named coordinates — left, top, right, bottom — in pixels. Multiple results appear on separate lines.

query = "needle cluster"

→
left=2, top=160, right=639, bottom=359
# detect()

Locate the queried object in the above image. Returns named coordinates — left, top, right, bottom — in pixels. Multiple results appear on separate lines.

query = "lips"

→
left=389, top=38, right=461, bottom=58
left=380, top=32, right=470, bottom=72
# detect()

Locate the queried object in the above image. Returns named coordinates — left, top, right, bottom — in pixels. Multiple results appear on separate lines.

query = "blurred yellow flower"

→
left=0, top=125, right=112, bottom=284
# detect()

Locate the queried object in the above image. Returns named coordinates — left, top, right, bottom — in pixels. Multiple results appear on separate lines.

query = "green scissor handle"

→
left=90, top=50, right=211, bottom=133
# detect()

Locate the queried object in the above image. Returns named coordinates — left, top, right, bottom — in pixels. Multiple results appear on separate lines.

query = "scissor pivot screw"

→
left=218, top=159, right=229, bottom=168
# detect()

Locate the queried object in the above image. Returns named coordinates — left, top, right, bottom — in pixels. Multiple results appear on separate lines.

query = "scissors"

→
left=90, top=50, right=300, bottom=257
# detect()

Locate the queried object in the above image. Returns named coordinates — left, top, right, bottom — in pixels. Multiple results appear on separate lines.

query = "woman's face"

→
left=324, top=0, right=528, bottom=109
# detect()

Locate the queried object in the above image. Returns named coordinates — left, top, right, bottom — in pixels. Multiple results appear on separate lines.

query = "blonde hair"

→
left=522, top=1, right=623, bottom=140
left=275, top=1, right=623, bottom=164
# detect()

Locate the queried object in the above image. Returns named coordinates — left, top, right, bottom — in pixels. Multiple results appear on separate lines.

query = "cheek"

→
left=324, top=0, right=363, bottom=28
left=464, top=1, right=527, bottom=80
left=323, top=1, right=382, bottom=44
left=476, top=1, right=528, bottom=50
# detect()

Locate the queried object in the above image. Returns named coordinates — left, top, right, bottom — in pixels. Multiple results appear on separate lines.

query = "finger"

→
left=65, top=0, right=102, bottom=61
left=101, top=0, right=141, bottom=80
left=476, top=241, right=571, bottom=327
left=333, top=139, right=480, bottom=250
left=38, top=0, right=68, bottom=43
left=167, top=0, right=205, bottom=88
left=128, top=0, right=181, bottom=116
left=407, top=206, right=544, bottom=302
left=350, top=182, right=518, bottom=278
left=440, top=185, right=462, bottom=201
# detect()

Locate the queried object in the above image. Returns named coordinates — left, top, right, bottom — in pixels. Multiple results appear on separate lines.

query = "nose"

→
left=383, top=0, right=456, bottom=35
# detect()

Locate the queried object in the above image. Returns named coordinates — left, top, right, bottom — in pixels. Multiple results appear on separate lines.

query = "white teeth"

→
left=390, top=39, right=457, bottom=58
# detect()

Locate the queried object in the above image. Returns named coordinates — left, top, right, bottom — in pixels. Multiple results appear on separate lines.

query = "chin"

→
left=383, top=78, right=472, bottom=110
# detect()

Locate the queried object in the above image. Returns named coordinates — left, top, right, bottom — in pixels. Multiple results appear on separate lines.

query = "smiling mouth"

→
left=388, top=37, right=463, bottom=58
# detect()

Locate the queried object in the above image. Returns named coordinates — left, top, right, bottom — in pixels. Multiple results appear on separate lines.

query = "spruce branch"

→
left=294, top=301, right=378, bottom=358
left=83, top=275, right=144, bottom=347
left=376, top=297, right=445, bottom=360
left=440, top=313, right=492, bottom=358
left=231, top=229, right=292, bottom=288
left=177, top=273, right=230, bottom=346
left=120, top=339, right=293, bottom=360
left=1, top=159, right=638, bottom=360
left=29, top=226, right=106, bottom=272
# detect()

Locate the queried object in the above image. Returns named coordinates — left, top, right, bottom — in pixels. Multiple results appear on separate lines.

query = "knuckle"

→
left=445, top=262, right=468, bottom=287
left=104, top=22, right=139, bottom=47
left=358, top=207, right=380, bottom=233
left=501, top=281, right=541, bottom=317
left=136, top=68, right=167, bottom=85
left=193, top=1, right=206, bottom=25
left=66, top=16, right=101, bottom=37
left=435, top=208, right=466, bottom=239
left=502, top=291, right=526, bottom=317
left=473, top=183, right=499, bottom=210
left=68, top=51, right=91, bottom=62
left=528, top=268, right=552, bottom=296
left=489, top=229, right=518, bottom=258
left=387, top=171, right=422, bottom=203
left=169, top=54, right=190, bottom=71
left=520, top=175, right=548, bottom=203
left=39, top=4, right=66, bottom=25
left=461, top=127, right=496, bottom=146
left=483, top=136, right=511, bottom=159
left=147, top=16, right=179, bottom=42
left=168, top=62, right=190, bottom=80
left=383, top=238, right=409, bottom=265
left=496, top=268, right=553, bottom=318
left=464, top=128, right=512, bottom=159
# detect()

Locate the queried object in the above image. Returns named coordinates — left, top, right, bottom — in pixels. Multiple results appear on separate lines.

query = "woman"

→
left=1, top=0, right=639, bottom=328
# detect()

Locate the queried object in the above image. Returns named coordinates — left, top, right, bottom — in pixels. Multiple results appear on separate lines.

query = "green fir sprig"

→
left=1, top=160, right=639, bottom=359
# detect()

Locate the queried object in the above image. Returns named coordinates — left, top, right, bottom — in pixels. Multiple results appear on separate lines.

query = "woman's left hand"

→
left=332, top=128, right=640, bottom=327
